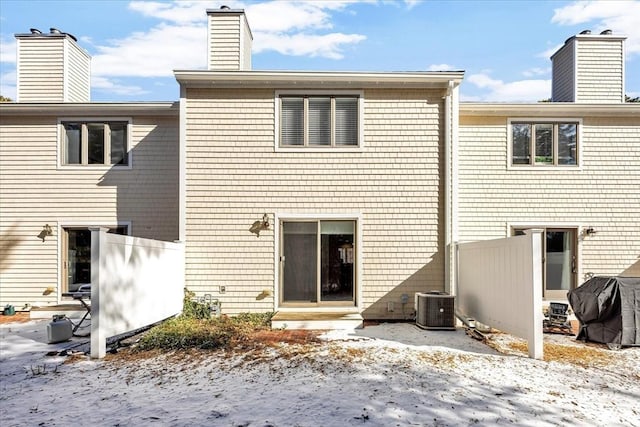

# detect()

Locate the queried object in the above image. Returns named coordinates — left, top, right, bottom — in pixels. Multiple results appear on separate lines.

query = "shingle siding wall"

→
left=66, top=42, right=90, bottom=102
left=551, top=42, right=575, bottom=102
left=17, top=38, right=65, bottom=102
left=185, top=88, right=445, bottom=319
left=458, top=114, right=640, bottom=279
left=208, top=14, right=241, bottom=71
left=0, top=115, right=179, bottom=308
left=576, top=40, right=624, bottom=103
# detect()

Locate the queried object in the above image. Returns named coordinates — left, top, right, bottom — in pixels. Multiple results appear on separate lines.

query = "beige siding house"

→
left=457, top=31, right=639, bottom=301
left=458, top=105, right=640, bottom=300
left=1, top=6, right=638, bottom=324
left=178, top=10, right=462, bottom=322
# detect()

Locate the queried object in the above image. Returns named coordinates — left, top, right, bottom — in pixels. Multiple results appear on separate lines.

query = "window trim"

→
left=274, top=90, right=364, bottom=152
left=57, top=118, right=133, bottom=169
left=507, top=118, right=582, bottom=170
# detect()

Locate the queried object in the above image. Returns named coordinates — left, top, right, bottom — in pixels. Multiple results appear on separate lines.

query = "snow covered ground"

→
left=1, top=319, right=639, bottom=427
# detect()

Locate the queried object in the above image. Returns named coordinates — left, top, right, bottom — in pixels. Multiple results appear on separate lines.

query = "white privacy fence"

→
left=89, top=228, right=184, bottom=358
left=456, top=230, right=544, bottom=359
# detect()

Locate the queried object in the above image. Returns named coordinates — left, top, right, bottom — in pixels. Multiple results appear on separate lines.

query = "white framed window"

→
left=276, top=91, right=363, bottom=150
left=508, top=119, right=581, bottom=167
left=59, top=119, right=131, bottom=167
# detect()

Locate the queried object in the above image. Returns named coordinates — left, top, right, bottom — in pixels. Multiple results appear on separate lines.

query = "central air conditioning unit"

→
left=415, top=292, right=456, bottom=330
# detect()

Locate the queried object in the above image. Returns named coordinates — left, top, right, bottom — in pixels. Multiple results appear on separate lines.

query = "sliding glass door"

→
left=281, top=220, right=355, bottom=306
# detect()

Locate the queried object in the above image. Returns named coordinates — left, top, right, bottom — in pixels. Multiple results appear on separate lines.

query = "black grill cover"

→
left=568, top=276, right=640, bottom=346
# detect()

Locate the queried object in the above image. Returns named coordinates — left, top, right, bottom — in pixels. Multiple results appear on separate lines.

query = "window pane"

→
left=110, top=122, right=128, bottom=166
left=335, top=97, right=358, bottom=146
left=558, top=123, right=577, bottom=165
left=282, top=222, right=317, bottom=302
left=512, top=123, right=531, bottom=164
left=67, top=229, right=91, bottom=292
left=535, top=124, right=553, bottom=164
left=63, top=123, right=81, bottom=164
left=87, top=123, right=105, bottom=164
left=308, top=97, right=331, bottom=146
left=280, top=98, right=304, bottom=146
left=320, top=220, right=355, bottom=302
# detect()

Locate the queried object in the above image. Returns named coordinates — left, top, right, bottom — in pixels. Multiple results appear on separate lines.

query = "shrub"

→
left=137, top=289, right=274, bottom=351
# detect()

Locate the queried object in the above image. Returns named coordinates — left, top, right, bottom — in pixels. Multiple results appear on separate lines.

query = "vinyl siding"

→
left=17, top=38, right=65, bottom=102
left=184, top=88, right=445, bottom=319
left=0, top=115, right=179, bottom=308
left=65, top=40, right=91, bottom=102
left=458, top=114, right=640, bottom=280
left=16, top=36, right=90, bottom=102
left=576, top=39, right=624, bottom=103
left=208, top=14, right=241, bottom=71
left=551, top=41, right=575, bottom=102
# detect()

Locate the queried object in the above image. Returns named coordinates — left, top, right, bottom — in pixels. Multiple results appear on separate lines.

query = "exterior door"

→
left=544, top=229, right=577, bottom=300
left=281, top=220, right=355, bottom=306
left=62, top=228, right=92, bottom=293
left=62, top=226, right=128, bottom=293
left=514, top=227, right=577, bottom=299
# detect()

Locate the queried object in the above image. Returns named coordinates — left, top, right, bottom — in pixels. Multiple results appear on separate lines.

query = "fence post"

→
left=89, top=227, right=108, bottom=359
left=526, top=229, right=544, bottom=359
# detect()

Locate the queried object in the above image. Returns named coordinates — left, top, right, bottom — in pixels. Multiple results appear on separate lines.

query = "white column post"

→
left=90, top=227, right=108, bottom=359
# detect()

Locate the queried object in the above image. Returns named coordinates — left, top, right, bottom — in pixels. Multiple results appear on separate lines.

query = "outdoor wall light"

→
left=249, top=214, right=270, bottom=237
left=38, top=224, right=53, bottom=242
left=584, top=227, right=597, bottom=237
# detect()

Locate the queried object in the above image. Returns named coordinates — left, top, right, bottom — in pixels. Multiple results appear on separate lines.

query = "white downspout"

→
left=444, top=82, right=452, bottom=295
left=444, top=80, right=459, bottom=296
left=179, top=86, right=187, bottom=242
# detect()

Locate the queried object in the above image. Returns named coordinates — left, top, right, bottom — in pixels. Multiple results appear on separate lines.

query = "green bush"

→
left=137, top=289, right=274, bottom=350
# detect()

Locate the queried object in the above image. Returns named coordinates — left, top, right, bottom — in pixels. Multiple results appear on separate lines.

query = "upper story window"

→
left=279, top=95, right=360, bottom=148
left=510, top=121, right=579, bottom=167
left=61, top=121, right=130, bottom=166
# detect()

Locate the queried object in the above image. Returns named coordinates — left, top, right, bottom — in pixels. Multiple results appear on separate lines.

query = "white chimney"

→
left=551, top=30, right=626, bottom=103
left=15, top=28, right=91, bottom=102
left=206, top=6, right=253, bottom=71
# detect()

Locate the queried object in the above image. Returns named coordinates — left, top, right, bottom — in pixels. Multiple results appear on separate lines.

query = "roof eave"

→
left=460, top=102, right=640, bottom=117
left=174, top=70, right=465, bottom=89
left=0, top=102, right=180, bottom=116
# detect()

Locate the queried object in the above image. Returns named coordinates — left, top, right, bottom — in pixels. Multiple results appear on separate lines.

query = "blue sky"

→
left=1, top=0, right=639, bottom=102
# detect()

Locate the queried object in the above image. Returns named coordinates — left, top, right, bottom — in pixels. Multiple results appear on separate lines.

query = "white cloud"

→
left=538, top=43, right=563, bottom=60
left=87, top=0, right=368, bottom=79
left=255, top=32, right=365, bottom=59
left=552, top=0, right=640, bottom=55
left=91, top=76, right=148, bottom=96
left=466, top=73, right=551, bottom=102
left=522, top=67, right=550, bottom=77
left=91, top=23, right=206, bottom=77
left=0, top=36, right=16, bottom=64
left=128, top=0, right=211, bottom=24
left=427, top=63, right=457, bottom=71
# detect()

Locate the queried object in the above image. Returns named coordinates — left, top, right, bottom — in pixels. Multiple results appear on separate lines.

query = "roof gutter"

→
left=174, top=70, right=465, bottom=89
